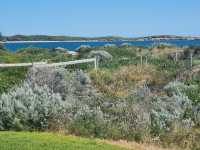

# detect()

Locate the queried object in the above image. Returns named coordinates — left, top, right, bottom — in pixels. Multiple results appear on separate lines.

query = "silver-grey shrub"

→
left=70, top=105, right=107, bottom=137
left=164, top=81, right=198, bottom=96
left=120, top=43, right=131, bottom=47
left=0, top=81, right=67, bottom=131
left=151, top=93, right=193, bottom=134
left=193, top=104, right=200, bottom=126
left=88, top=50, right=113, bottom=62
left=0, top=66, right=101, bottom=132
left=76, top=45, right=91, bottom=53
left=103, top=97, right=151, bottom=140
left=27, top=67, right=99, bottom=101
left=27, top=66, right=100, bottom=106
left=23, top=67, right=102, bottom=133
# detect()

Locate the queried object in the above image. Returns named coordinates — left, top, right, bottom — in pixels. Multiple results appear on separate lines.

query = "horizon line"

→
left=3, top=34, right=200, bottom=38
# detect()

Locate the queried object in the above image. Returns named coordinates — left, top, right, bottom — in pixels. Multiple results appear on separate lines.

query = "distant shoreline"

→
left=2, top=35, right=200, bottom=44
left=3, top=39, right=200, bottom=44
left=3, top=40, right=105, bottom=44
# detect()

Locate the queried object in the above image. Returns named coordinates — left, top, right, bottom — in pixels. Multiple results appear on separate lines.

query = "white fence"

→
left=0, top=58, right=98, bottom=69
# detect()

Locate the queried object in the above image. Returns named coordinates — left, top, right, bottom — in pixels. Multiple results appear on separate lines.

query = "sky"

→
left=0, top=0, right=200, bottom=37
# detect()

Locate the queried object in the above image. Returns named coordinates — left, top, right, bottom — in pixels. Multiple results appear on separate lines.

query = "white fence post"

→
left=190, top=53, right=193, bottom=68
left=145, top=56, right=148, bottom=65
left=94, top=57, right=97, bottom=70
left=175, top=52, right=178, bottom=62
left=140, top=55, right=143, bottom=65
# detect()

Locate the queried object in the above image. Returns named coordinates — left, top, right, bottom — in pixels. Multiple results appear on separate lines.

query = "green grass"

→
left=0, top=132, right=127, bottom=150
left=0, top=67, right=28, bottom=93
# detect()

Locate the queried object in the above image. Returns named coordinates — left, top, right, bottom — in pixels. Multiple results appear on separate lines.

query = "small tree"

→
left=0, top=43, right=4, bottom=50
left=0, top=32, right=5, bottom=50
left=0, top=32, right=3, bottom=41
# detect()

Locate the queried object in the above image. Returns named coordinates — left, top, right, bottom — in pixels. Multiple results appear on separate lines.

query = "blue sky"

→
left=0, top=0, right=200, bottom=37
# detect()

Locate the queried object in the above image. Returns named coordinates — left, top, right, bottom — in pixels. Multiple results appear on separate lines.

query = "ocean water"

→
left=4, top=40, right=200, bottom=52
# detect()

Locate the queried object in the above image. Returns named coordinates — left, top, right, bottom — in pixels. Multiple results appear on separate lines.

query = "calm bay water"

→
left=4, top=40, right=200, bottom=52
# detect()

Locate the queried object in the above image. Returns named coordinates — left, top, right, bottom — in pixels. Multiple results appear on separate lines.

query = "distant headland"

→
left=1, top=35, right=200, bottom=42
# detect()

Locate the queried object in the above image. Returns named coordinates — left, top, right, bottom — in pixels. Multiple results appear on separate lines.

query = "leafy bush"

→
left=16, top=47, right=73, bottom=63
left=0, top=68, right=27, bottom=94
left=183, top=46, right=200, bottom=59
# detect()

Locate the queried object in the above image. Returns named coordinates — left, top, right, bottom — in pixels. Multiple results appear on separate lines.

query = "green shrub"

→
left=0, top=68, right=27, bottom=94
left=0, top=43, right=5, bottom=50
left=69, top=106, right=107, bottom=137
left=164, top=81, right=200, bottom=104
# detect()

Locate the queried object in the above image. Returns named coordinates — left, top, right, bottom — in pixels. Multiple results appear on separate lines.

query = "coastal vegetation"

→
left=0, top=44, right=200, bottom=150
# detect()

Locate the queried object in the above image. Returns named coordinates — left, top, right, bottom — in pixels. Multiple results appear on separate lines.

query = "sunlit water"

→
left=4, top=40, right=200, bottom=52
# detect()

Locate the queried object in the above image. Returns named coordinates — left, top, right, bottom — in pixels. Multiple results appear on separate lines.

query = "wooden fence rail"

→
left=0, top=62, right=47, bottom=68
left=0, top=58, right=98, bottom=69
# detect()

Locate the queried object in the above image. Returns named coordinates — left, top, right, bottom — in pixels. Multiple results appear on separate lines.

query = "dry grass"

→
left=89, top=64, right=165, bottom=98
left=159, top=127, right=200, bottom=150
left=100, top=140, right=177, bottom=150
left=151, top=47, right=184, bottom=57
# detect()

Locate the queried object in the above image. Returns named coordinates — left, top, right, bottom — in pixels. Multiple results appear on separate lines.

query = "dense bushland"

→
left=0, top=45, right=200, bottom=149
left=0, top=66, right=200, bottom=149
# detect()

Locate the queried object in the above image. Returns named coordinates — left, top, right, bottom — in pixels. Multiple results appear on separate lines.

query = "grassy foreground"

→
left=0, top=132, right=126, bottom=150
